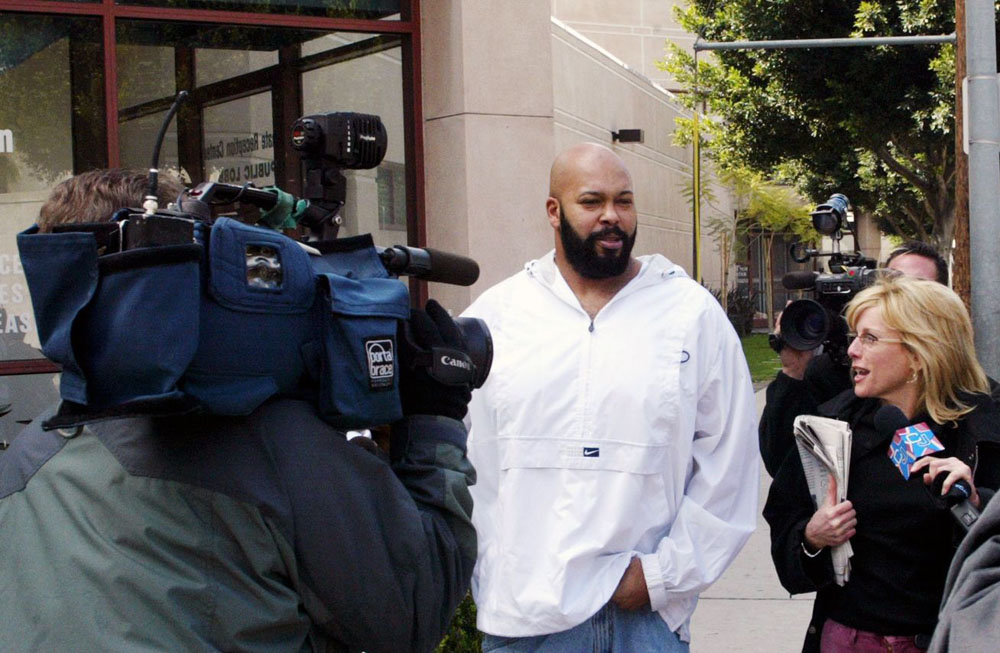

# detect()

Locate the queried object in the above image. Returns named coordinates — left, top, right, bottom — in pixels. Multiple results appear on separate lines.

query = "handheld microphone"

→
left=930, top=473, right=980, bottom=531
left=378, top=245, right=480, bottom=286
left=875, top=405, right=980, bottom=532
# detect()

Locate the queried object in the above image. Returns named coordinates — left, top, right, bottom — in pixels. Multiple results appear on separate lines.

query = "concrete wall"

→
left=420, top=0, right=556, bottom=313
left=421, top=2, right=731, bottom=312
left=551, top=0, right=694, bottom=91
left=551, top=19, right=726, bottom=288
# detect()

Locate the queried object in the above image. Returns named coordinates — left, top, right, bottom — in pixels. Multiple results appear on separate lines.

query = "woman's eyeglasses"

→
left=847, top=332, right=904, bottom=349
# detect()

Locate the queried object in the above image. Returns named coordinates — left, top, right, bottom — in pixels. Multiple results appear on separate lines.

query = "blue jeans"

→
left=480, top=602, right=688, bottom=653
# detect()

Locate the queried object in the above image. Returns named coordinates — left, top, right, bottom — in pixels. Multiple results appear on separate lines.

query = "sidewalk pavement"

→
left=688, top=383, right=814, bottom=652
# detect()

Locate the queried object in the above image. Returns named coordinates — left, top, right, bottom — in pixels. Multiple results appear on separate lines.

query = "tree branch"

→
left=882, top=211, right=910, bottom=240
left=891, top=137, right=928, bottom=173
left=898, top=201, right=930, bottom=242
left=873, top=141, right=933, bottom=192
left=940, top=142, right=956, bottom=188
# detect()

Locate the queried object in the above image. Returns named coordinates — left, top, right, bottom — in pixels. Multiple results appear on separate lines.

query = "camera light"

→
left=811, top=211, right=839, bottom=235
left=290, top=112, right=387, bottom=169
left=810, top=193, right=851, bottom=236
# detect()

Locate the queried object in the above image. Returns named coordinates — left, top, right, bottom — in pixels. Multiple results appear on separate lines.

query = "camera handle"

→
left=179, top=182, right=336, bottom=231
left=788, top=243, right=876, bottom=271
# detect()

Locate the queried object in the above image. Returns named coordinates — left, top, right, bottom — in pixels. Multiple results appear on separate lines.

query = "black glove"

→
left=398, top=299, right=473, bottom=421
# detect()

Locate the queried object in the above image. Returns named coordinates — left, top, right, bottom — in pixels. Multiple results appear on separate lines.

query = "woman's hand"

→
left=910, top=455, right=980, bottom=509
left=803, top=477, right=856, bottom=551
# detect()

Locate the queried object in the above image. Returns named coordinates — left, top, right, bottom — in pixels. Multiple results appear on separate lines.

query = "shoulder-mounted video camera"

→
left=18, top=92, right=492, bottom=430
left=769, top=194, right=877, bottom=364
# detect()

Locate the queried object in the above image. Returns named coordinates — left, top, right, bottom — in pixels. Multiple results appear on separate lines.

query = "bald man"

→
left=462, top=143, right=759, bottom=652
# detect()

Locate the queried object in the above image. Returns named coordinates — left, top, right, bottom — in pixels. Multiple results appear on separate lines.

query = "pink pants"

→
left=820, top=618, right=925, bottom=652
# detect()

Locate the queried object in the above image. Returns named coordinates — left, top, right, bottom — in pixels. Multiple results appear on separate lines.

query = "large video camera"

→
left=18, top=92, right=491, bottom=430
left=769, top=194, right=877, bottom=364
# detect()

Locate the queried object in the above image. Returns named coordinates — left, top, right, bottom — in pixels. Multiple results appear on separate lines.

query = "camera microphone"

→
left=378, top=245, right=480, bottom=286
left=782, top=270, right=820, bottom=290
left=875, top=405, right=980, bottom=532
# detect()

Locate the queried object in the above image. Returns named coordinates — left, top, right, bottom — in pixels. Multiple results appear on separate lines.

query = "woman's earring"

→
left=907, top=369, right=919, bottom=384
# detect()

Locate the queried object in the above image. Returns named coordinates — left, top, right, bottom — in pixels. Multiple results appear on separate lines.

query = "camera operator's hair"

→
left=846, top=275, right=988, bottom=423
left=886, top=240, right=948, bottom=285
left=38, top=169, right=184, bottom=233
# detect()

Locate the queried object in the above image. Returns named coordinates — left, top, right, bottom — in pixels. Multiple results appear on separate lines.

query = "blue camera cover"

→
left=18, top=218, right=411, bottom=428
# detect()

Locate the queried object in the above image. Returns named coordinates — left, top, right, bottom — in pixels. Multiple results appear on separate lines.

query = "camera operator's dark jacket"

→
left=0, top=399, right=476, bottom=653
left=763, top=390, right=1000, bottom=653
left=759, top=353, right=852, bottom=477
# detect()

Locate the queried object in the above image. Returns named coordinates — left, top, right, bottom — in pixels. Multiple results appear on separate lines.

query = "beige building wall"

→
left=421, top=1, right=731, bottom=313
left=551, top=0, right=694, bottom=91
left=551, top=19, right=727, bottom=289
left=420, top=0, right=556, bottom=313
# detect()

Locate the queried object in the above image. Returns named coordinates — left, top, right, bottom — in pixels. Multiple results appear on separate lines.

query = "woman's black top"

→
left=763, top=390, right=1000, bottom=649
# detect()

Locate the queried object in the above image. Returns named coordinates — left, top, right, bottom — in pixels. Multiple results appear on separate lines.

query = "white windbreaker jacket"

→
left=463, top=252, right=759, bottom=640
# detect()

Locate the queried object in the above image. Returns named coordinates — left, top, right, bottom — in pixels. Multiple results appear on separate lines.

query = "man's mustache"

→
left=588, top=226, right=628, bottom=241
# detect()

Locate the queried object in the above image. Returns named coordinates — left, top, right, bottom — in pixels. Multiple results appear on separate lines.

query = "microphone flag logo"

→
left=887, top=422, right=944, bottom=479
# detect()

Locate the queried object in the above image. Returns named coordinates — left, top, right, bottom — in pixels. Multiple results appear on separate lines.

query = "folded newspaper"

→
left=793, top=414, right=853, bottom=586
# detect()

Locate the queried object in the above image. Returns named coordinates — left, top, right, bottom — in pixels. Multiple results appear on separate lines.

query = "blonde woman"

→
left=764, top=275, right=1000, bottom=652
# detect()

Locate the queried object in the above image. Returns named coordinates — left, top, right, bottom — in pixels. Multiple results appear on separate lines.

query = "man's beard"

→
left=558, top=208, right=637, bottom=279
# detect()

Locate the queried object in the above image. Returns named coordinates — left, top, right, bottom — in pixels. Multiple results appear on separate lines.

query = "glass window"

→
left=202, top=93, right=275, bottom=187
left=302, top=39, right=406, bottom=244
left=197, top=48, right=277, bottom=87
left=0, top=12, right=105, bottom=362
left=115, top=20, right=307, bottom=183
left=116, top=1, right=403, bottom=20
left=377, top=162, right=406, bottom=232
left=120, top=110, right=179, bottom=173
left=114, top=19, right=408, bottom=245
left=117, top=42, right=176, bottom=109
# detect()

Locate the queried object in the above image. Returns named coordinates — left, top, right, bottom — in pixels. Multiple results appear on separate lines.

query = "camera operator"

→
left=759, top=241, right=948, bottom=477
left=37, top=168, right=185, bottom=232
left=0, top=170, right=477, bottom=653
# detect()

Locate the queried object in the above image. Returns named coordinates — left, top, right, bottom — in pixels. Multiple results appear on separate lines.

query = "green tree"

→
left=684, top=158, right=816, bottom=323
left=680, top=159, right=746, bottom=308
left=728, top=167, right=816, bottom=327
left=661, top=0, right=959, bottom=256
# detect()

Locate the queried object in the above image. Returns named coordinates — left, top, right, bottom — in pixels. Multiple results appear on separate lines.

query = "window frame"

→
left=0, top=0, right=426, bottom=378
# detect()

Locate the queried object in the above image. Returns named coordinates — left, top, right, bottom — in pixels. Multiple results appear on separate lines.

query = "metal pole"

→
left=694, top=34, right=955, bottom=52
left=953, top=0, right=972, bottom=310
left=967, top=0, right=1000, bottom=377
left=692, top=46, right=702, bottom=284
